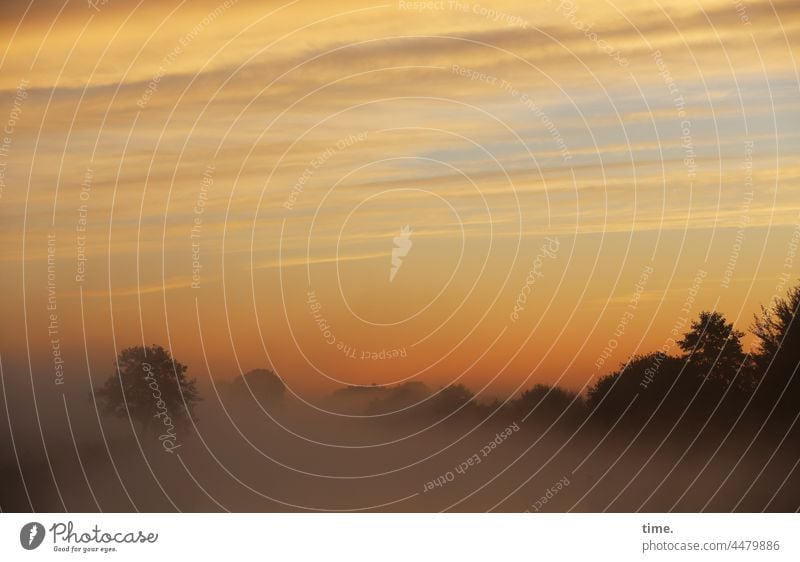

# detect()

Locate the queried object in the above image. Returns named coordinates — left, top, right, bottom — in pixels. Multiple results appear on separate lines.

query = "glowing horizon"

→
left=1, top=0, right=799, bottom=398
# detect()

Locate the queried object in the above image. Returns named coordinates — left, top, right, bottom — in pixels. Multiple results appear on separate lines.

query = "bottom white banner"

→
left=1, top=513, right=797, bottom=561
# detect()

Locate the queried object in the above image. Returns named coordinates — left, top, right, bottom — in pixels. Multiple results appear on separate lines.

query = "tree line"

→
left=94, top=283, right=800, bottom=440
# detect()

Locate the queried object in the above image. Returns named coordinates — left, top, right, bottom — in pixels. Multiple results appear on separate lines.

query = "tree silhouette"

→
left=365, top=381, right=430, bottom=415
left=752, top=285, right=800, bottom=365
left=511, top=384, right=584, bottom=425
left=587, top=352, right=685, bottom=426
left=229, top=368, right=286, bottom=407
left=678, top=310, right=747, bottom=387
left=751, top=284, right=800, bottom=424
left=94, top=345, right=200, bottom=436
left=427, top=383, right=476, bottom=416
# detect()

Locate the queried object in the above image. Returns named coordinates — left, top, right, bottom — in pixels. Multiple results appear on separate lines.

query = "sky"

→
left=0, top=0, right=798, bottom=398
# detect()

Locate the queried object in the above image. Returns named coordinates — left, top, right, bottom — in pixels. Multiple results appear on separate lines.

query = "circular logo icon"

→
left=20, top=522, right=45, bottom=550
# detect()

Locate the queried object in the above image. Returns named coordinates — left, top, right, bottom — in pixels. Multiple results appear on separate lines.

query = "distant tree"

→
left=428, top=383, right=476, bottom=416
left=94, top=345, right=200, bottom=435
left=678, top=311, right=746, bottom=386
left=229, top=369, right=286, bottom=407
left=365, top=381, right=430, bottom=415
left=322, top=384, right=388, bottom=415
left=511, top=384, right=584, bottom=425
